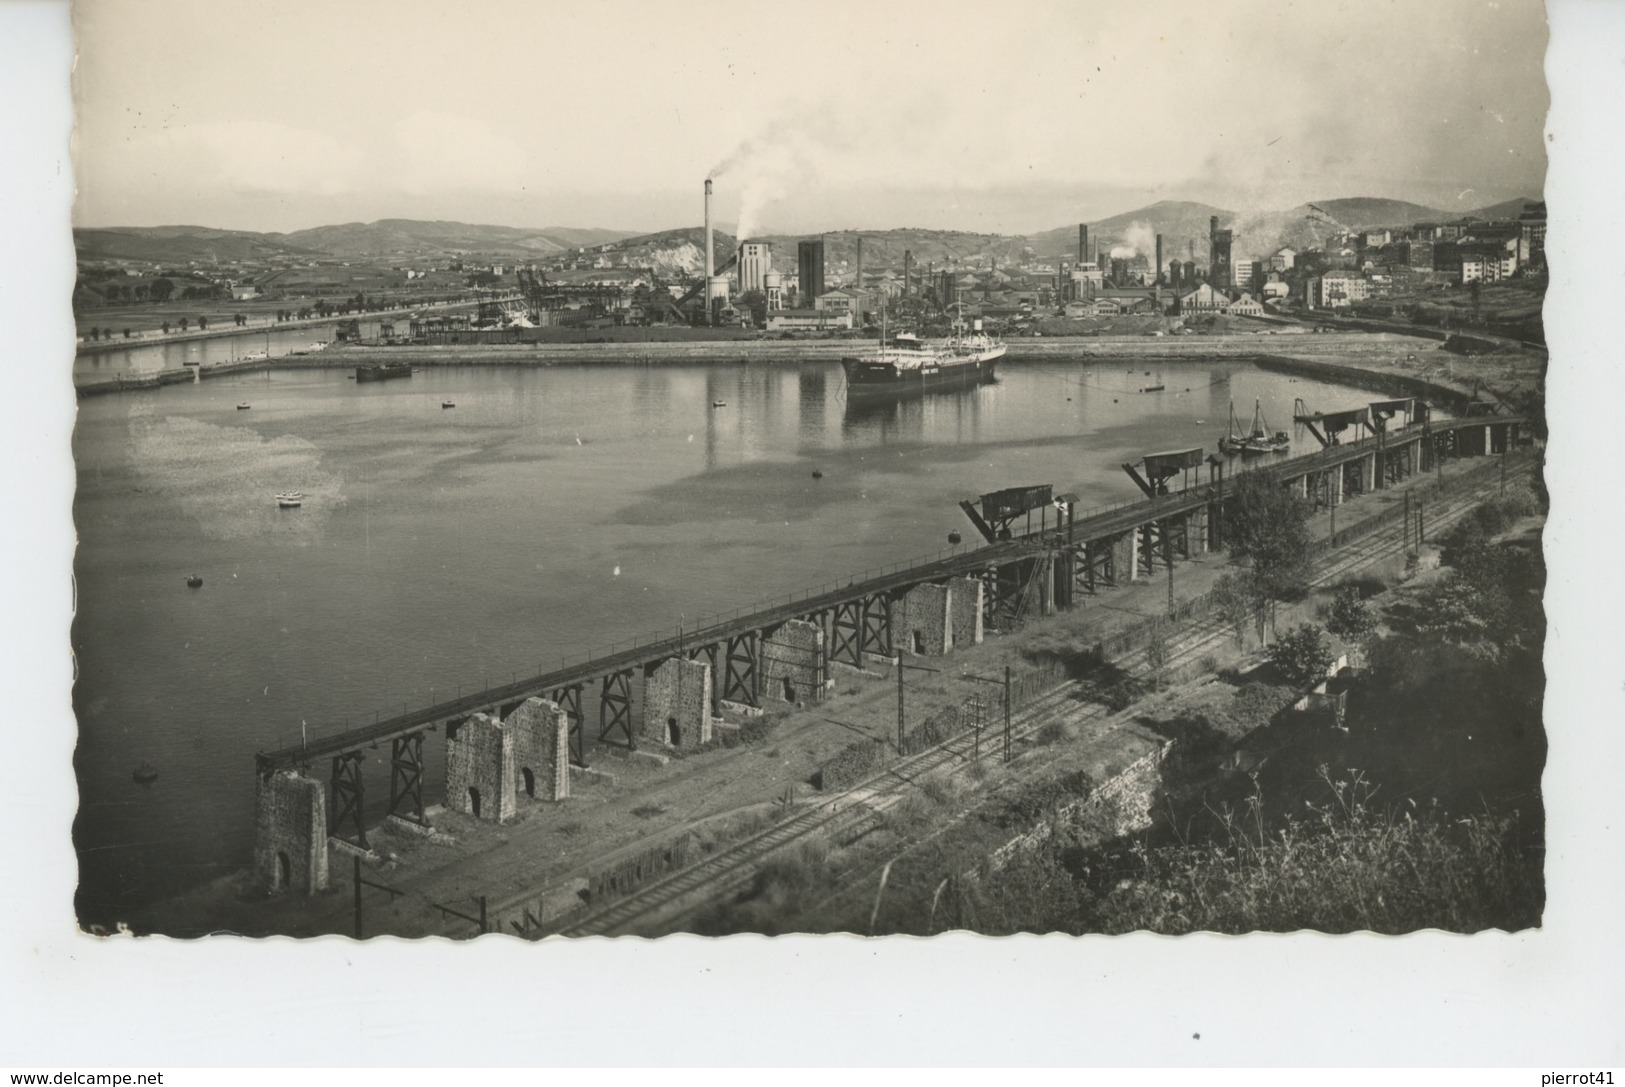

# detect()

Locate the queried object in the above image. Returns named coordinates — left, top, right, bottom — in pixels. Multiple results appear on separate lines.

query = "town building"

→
left=1307, top=271, right=1368, bottom=309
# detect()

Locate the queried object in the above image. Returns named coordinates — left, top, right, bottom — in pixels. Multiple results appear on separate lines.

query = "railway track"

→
left=543, top=455, right=1534, bottom=938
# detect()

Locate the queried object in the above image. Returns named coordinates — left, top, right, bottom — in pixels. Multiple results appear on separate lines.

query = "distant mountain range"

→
left=73, top=220, right=640, bottom=264
left=75, top=195, right=1538, bottom=273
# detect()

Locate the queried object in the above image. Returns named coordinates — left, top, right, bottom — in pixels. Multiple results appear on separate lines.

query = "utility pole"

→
left=1004, top=665, right=1013, bottom=763
left=1164, top=519, right=1174, bottom=615
left=1330, top=472, right=1337, bottom=543
left=352, top=854, right=405, bottom=940
left=896, top=656, right=905, bottom=753
left=895, top=660, right=941, bottom=754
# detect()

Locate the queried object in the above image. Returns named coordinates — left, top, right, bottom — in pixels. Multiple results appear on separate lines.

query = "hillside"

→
left=282, top=219, right=633, bottom=258
left=74, top=220, right=640, bottom=265
left=1459, top=195, right=1541, bottom=221
left=1305, top=197, right=1442, bottom=228
left=73, top=226, right=316, bottom=264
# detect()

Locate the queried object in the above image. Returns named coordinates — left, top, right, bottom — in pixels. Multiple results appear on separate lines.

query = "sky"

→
left=72, top=0, right=1550, bottom=237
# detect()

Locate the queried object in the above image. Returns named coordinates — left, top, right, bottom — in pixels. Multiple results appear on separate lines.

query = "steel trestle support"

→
left=330, top=750, right=368, bottom=847
left=388, top=732, right=426, bottom=824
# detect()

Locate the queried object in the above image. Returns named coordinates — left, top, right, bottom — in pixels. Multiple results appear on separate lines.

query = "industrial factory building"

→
left=797, top=239, right=826, bottom=306
left=738, top=241, right=772, bottom=294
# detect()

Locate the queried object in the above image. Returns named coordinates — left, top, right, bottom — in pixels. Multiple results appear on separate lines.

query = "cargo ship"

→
left=355, top=362, right=413, bottom=383
left=841, top=318, right=1004, bottom=399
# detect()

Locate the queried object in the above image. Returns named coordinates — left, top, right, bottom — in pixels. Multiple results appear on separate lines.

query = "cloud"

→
left=390, top=111, right=531, bottom=196
left=139, top=120, right=367, bottom=197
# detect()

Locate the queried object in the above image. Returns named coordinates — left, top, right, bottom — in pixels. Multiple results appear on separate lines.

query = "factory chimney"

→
left=855, top=236, right=864, bottom=292
left=1155, top=234, right=1164, bottom=286
left=1078, top=224, right=1088, bottom=265
left=705, top=179, right=714, bottom=283
left=903, top=249, right=912, bottom=297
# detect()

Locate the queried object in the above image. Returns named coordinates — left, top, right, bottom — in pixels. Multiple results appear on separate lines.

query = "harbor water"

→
left=70, top=356, right=1386, bottom=925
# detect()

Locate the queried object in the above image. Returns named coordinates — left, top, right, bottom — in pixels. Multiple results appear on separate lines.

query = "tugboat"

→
left=1220, top=399, right=1290, bottom=455
left=276, top=491, right=304, bottom=509
left=185, top=574, right=203, bottom=588
left=132, top=762, right=159, bottom=786
left=356, top=362, right=412, bottom=383
left=442, top=400, right=455, bottom=409
left=236, top=403, right=252, bottom=410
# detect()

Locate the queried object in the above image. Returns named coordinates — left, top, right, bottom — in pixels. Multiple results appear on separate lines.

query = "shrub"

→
left=919, top=773, right=959, bottom=807
left=1269, top=623, right=1335, bottom=689
left=1326, top=585, right=1376, bottom=640
left=1035, top=720, right=1071, bottom=746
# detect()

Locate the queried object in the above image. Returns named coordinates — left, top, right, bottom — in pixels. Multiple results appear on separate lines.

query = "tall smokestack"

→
left=1078, top=224, right=1088, bottom=265
left=903, top=249, right=912, bottom=297
left=1210, top=215, right=1218, bottom=240
left=855, top=235, right=864, bottom=291
left=704, top=179, right=714, bottom=283
left=1155, top=234, right=1164, bottom=286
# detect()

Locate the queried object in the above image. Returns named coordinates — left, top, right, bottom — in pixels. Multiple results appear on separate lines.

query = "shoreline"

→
left=74, top=330, right=1490, bottom=411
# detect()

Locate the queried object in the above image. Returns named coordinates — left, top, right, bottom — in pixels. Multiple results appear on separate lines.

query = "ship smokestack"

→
left=1155, top=233, right=1164, bottom=286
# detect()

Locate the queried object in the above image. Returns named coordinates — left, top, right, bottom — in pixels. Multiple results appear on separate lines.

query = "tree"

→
left=198, top=316, right=208, bottom=331
left=1269, top=623, right=1335, bottom=689
left=122, top=328, right=131, bottom=339
left=1211, top=571, right=1270, bottom=647
left=179, top=317, right=189, bottom=332
left=1224, top=469, right=1313, bottom=597
left=161, top=321, right=170, bottom=334
left=1326, top=585, right=1375, bottom=642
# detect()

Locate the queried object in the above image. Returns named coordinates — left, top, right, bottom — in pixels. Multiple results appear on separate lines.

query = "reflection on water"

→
left=70, top=356, right=1391, bottom=924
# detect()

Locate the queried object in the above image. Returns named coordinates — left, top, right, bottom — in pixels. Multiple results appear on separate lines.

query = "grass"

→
left=1082, top=770, right=1542, bottom=934
left=1034, top=720, right=1071, bottom=746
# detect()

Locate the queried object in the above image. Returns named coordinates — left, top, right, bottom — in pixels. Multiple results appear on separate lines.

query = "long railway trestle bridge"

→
left=252, top=406, right=1526, bottom=896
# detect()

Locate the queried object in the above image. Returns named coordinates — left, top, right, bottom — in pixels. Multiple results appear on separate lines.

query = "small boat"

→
left=811, top=469, right=823, bottom=479
left=442, top=400, right=455, bottom=409
left=1221, top=399, right=1290, bottom=455
left=185, top=575, right=203, bottom=588
left=182, top=360, right=201, bottom=367
left=236, top=403, right=251, bottom=410
left=1140, top=384, right=1166, bottom=393
left=133, top=762, right=159, bottom=785
left=948, top=530, right=963, bottom=545
left=276, top=491, right=303, bottom=508
left=712, top=400, right=726, bottom=408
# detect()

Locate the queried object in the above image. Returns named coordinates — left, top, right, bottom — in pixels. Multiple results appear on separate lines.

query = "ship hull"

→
left=355, top=363, right=413, bottom=383
left=841, top=351, right=1000, bottom=399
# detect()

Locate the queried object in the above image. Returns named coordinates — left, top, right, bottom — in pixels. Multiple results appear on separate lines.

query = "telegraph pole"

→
left=352, top=854, right=405, bottom=940
left=1004, top=665, right=1013, bottom=762
left=895, top=660, right=940, bottom=753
